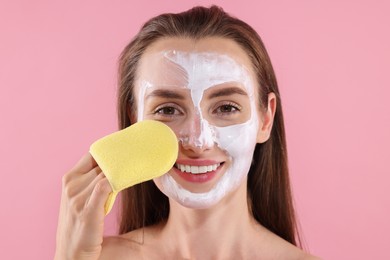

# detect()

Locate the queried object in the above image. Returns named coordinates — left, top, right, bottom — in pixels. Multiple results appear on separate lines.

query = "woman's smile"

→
left=172, top=159, right=225, bottom=184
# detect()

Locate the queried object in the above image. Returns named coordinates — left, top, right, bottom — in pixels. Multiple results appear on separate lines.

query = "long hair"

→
left=116, top=5, right=300, bottom=246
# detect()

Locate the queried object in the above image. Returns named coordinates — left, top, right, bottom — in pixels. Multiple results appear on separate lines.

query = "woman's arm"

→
left=54, top=153, right=112, bottom=260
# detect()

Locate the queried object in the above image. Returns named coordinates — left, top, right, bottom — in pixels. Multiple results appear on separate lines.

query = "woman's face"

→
left=133, top=37, right=269, bottom=209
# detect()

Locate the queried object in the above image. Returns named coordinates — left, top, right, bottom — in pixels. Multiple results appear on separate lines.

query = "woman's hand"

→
left=55, top=153, right=112, bottom=260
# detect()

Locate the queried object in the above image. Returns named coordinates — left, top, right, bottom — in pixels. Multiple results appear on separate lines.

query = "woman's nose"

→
left=180, top=114, right=214, bottom=153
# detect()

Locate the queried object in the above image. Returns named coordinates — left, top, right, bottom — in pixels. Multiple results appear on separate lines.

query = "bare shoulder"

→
left=251, top=225, right=321, bottom=260
left=274, top=238, right=322, bottom=260
left=286, top=248, right=321, bottom=260
left=300, top=253, right=322, bottom=260
left=301, top=253, right=322, bottom=260
left=280, top=239, right=321, bottom=260
left=278, top=243, right=321, bottom=260
left=99, top=225, right=163, bottom=259
left=100, top=234, right=143, bottom=259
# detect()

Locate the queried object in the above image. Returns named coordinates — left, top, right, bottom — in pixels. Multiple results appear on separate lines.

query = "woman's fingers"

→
left=69, top=153, right=98, bottom=176
left=85, top=177, right=112, bottom=220
left=67, top=166, right=102, bottom=197
left=69, top=172, right=104, bottom=214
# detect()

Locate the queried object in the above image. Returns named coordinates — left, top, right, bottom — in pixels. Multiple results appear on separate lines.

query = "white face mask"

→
left=136, top=50, right=259, bottom=208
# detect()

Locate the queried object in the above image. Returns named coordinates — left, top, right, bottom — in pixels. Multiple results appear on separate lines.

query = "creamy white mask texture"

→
left=137, top=50, right=259, bottom=208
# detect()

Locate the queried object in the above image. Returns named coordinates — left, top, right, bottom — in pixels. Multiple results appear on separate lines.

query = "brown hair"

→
left=117, top=5, right=300, bottom=246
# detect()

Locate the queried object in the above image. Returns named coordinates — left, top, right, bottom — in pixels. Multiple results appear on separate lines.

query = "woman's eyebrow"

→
left=145, top=89, right=186, bottom=100
left=207, top=87, right=248, bottom=99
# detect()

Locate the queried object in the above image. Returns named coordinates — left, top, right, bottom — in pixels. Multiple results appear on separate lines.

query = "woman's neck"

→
left=158, top=182, right=263, bottom=259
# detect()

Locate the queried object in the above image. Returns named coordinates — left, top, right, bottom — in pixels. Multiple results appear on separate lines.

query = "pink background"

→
left=1, top=0, right=389, bottom=259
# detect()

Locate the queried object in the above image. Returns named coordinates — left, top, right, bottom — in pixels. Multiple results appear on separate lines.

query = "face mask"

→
left=137, top=50, right=259, bottom=208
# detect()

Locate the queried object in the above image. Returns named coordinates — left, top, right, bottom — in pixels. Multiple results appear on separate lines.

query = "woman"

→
left=55, top=5, right=319, bottom=259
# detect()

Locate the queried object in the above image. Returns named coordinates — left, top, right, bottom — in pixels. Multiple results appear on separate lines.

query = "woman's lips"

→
left=173, top=160, right=224, bottom=183
left=175, top=162, right=221, bottom=174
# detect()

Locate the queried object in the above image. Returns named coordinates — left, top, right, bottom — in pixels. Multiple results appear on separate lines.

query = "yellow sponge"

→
left=90, top=120, right=178, bottom=214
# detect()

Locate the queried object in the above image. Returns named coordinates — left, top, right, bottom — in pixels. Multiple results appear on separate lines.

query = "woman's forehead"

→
left=137, top=49, right=255, bottom=97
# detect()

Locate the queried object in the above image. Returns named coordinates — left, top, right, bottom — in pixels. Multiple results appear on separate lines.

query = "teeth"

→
left=199, top=166, right=207, bottom=173
left=175, top=163, right=221, bottom=174
left=191, top=166, right=199, bottom=174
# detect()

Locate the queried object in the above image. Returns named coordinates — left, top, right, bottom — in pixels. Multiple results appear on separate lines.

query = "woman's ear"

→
left=257, top=92, right=277, bottom=143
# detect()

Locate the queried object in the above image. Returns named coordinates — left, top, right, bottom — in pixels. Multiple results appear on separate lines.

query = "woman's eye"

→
left=218, top=105, right=236, bottom=113
left=157, top=107, right=176, bottom=115
left=214, top=103, right=241, bottom=115
left=154, top=105, right=182, bottom=117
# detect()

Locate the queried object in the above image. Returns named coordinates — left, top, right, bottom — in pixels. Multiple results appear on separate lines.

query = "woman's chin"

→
left=153, top=174, right=224, bottom=209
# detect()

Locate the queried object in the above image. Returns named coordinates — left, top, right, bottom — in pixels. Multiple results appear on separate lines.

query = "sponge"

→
left=90, top=120, right=178, bottom=214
